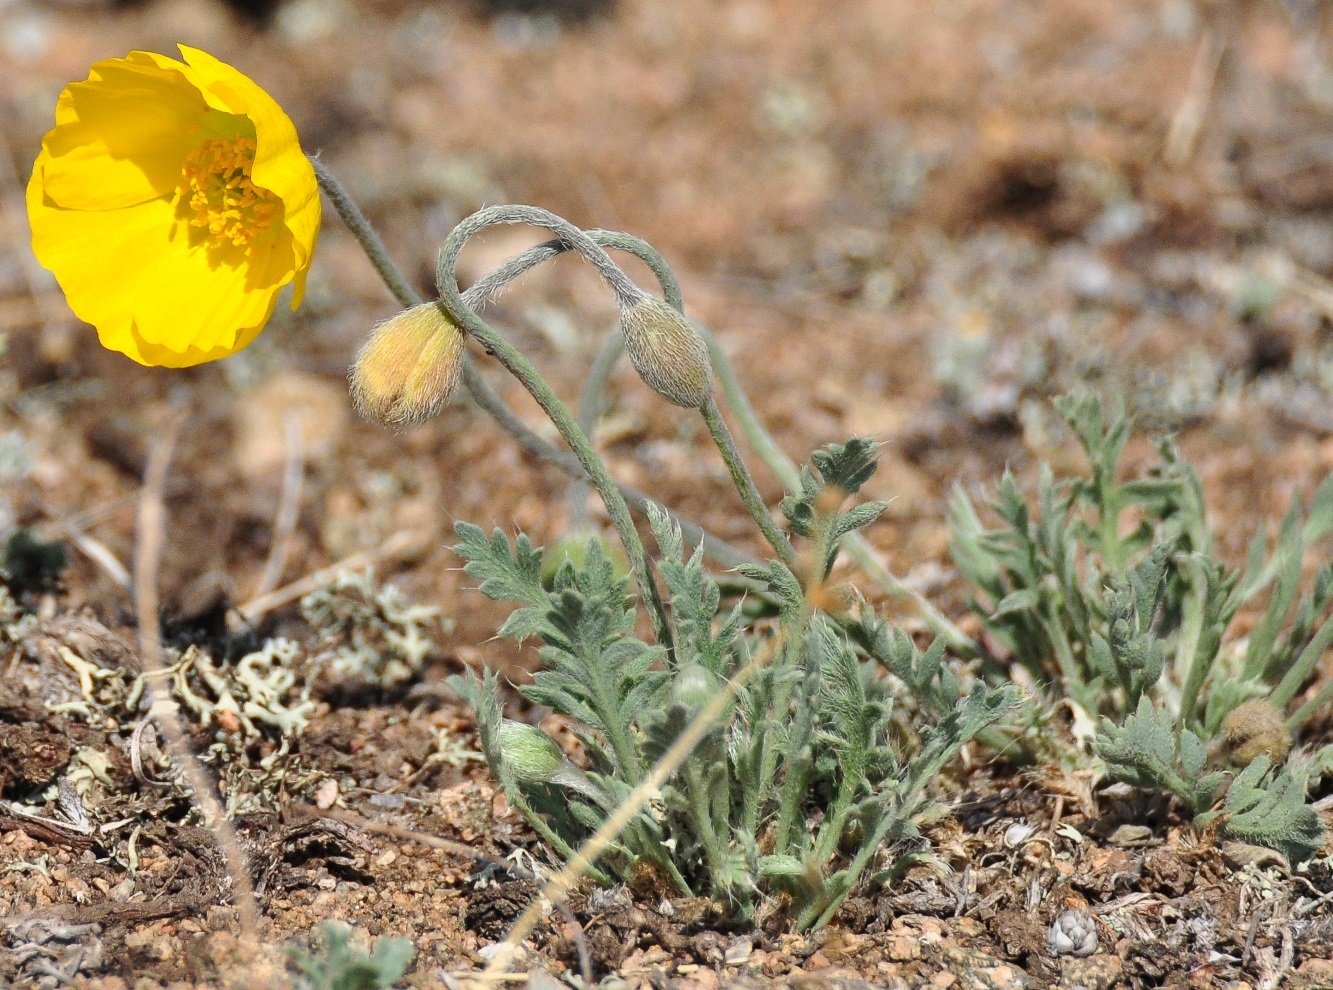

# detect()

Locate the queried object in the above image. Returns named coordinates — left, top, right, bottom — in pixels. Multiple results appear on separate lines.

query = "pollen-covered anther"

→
left=176, top=136, right=280, bottom=251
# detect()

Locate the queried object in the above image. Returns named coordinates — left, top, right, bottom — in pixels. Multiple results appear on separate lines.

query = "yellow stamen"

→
left=175, top=137, right=279, bottom=252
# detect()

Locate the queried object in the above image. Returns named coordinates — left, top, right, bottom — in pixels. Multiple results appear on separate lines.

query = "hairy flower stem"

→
left=311, top=161, right=756, bottom=572
left=546, top=230, right=976, bottom=651
left=702, top=396, right=797, bottom=564
left=436, top=206, right=674, bottom=658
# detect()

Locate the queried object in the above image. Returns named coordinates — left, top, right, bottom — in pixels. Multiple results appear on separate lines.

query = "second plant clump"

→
left=952, top=394, right=1333, bottom=862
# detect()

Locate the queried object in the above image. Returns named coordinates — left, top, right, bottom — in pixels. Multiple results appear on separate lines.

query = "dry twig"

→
left=252, top=411, right=306, bottom=602
left=235, top=527, right=430, bottom=624
left=133, top=411, right=260, bottom=940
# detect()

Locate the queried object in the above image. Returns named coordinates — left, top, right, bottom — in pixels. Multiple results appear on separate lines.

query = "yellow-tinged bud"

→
left=618, top=297, right=713, bottom=409
left=351, top=302, right=465, bottom=427
left=1219, top=698, right=1291, bottom=768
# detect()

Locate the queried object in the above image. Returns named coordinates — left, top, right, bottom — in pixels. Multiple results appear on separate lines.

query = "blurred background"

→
left=3, top=0, right=1333, bottom=665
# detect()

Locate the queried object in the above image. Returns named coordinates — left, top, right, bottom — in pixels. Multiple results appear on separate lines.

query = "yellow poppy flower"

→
left=26, top=46, right=320, bottom=367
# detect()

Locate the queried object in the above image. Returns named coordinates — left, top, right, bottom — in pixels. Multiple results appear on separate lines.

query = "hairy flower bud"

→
left=618, top=296, right=713, bottom=409
left=497, top=719, right=566, bottom=784
left=671, top=663, right=721, bottom=711
left=351, top=302, right=465, bottom=426
left=1219, top=698, right=1291, bottom=767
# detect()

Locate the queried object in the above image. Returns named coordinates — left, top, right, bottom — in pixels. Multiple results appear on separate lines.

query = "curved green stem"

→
left=702, top=397, right=795, bottom=564
left=538, top=226, right=977, bottom=654
left=312, top=159, right=756, bottom=574
left=436, top=206, right=674, bottom=657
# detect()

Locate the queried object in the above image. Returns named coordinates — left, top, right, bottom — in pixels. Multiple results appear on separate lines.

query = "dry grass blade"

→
left=133, top=411, right=260, bottom=941
left=62, top=526, right=131, bottom=589
left=235, top=527, right=430, bottom=624
left=252, top=411, right=306, bottom=602
left=1163, top=26, right=1225, bottom=167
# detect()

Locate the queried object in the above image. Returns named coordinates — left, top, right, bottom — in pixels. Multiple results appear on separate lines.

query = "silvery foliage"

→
left=950, top=393, right=1331, bottom=862
left=453, top=439, right=1017, bottom=929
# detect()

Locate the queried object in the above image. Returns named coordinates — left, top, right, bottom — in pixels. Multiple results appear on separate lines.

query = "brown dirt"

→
left=3, top=0, right=1333, bottom=987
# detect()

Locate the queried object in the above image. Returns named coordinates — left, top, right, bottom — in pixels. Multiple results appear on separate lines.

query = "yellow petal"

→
left=124, top=304, right=276, bottom=368
left=129, top=228, right=287, bottom=353
left=29, top=156, right=287, bottom=365
left=41, top=52, right=205, bottom=211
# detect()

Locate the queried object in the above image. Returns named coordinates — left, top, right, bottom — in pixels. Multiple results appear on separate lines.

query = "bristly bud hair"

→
left=351, top=302, right=465, bottom=427
left=618, top=296, right=713, bottom=409
left=1219, top=697, right=1292, bottom=768
left=497, top=719, right=566, bottom=785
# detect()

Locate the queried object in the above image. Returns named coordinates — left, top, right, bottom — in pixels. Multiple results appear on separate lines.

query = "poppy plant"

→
left=26, top=45, right=320, bottom=367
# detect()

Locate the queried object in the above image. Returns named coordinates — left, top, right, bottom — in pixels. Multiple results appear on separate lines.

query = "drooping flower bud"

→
left=497, top=719, right=566, bottom=785
left=1219, top=697, right=1291, bottom=767
left=351, top=302, right=465, bottom=427
left=618, top=296, right=713, bottom=409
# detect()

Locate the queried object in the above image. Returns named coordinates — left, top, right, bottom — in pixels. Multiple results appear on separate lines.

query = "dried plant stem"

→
left=133, top=412, right=260, bottom=940
left=311, top=160, right=754, bottom=572
left=61, top=526, right=131, bottom=589
left=252, top=412, right=305, bottom=601
left=236, top=528, right=428, bottom=623
left=436, top=206, right=674, bottom=660
left=1164, top=26, right=1225, bottom=167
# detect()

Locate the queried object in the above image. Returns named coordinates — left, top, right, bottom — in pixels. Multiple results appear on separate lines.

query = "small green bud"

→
left=618, top=296, right=713, bottom=409
left=497, top=719, right=566, bottom=784
left=351, top=302, right=465, bottom=426
left=671, top=663, right=721, bottom=711
left=540, top=526, right=631, bottom=588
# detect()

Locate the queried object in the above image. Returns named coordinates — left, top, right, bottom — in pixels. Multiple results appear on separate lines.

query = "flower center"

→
left=175, top=136, right=279, bottom=251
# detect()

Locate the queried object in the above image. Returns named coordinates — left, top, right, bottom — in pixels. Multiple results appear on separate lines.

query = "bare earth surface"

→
left=3, top=0, right=1333, bottom=987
